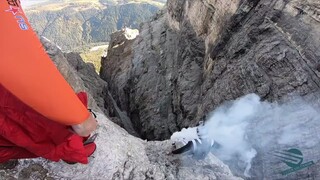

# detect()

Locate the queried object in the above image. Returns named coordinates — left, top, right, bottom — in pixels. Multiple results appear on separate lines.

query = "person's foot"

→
left=0, top=160, right=18, bottom=170
left=83, top=133, right=98, bottom=157
left=63, top=142, right=97, bottom=165
left=84, top=142, right=96, bottom=157
left=63, top=134, right=97, bottom=165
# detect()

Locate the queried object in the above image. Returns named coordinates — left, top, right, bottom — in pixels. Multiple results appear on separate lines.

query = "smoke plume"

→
left=202, top=93, right=320, bottom=177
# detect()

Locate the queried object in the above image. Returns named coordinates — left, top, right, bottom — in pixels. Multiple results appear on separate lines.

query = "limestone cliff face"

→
left=102, top=0, right=320, bottom=141
left=101, top=0, right=320, bottom=179
left=100, top=28, right=139, bottom=115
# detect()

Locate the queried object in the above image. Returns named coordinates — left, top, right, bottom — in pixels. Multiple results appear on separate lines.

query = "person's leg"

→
left=0, top=133, right=96, bottom=164
left=0, top=85, right=96, bottom=164
left=0, top=146, right=38, bottom=163
left=0, top=134, right=38, bottom=163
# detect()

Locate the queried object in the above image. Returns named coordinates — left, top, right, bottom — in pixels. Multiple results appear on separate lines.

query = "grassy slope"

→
left=80, top=46, right=108, bottom=73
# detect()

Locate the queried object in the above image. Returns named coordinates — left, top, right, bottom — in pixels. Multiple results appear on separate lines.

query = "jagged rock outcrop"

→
left=0, top=37, right=240, bottom=180
left=43, top=37, right=139, bottom=135
left=41, top=37, right=138, bottom=135
left=64, top=52, right=108, bottom=113
left=64, top=51, right=139, bottom=136
left=102, top=0, right=320, bottom=143
left=40, top=37, right=102, bottom=112
left=100, top=28, right=139, bottom=118
left=101, top=0, right=320, bottom=179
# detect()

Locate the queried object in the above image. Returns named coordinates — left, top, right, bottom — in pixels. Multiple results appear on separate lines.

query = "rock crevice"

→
left=101, top=0, right=320, bottom=179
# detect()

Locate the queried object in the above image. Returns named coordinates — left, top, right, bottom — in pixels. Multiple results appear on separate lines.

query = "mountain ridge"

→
left=24, top=0, right=165, bottom=51
left=23, top=0, right=166, bottom=9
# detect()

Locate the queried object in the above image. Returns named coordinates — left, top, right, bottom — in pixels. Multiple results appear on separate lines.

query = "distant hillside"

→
left=24, top=0, right=165, bottom=51
left=23, top=0, right=166, bottom=8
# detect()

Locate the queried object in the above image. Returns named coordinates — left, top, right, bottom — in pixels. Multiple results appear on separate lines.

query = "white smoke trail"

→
left=203, top=94, right=259, bottom=177
left=202, top=93, right=320, bottom=177
left=171, top=93, right=320, bottom=178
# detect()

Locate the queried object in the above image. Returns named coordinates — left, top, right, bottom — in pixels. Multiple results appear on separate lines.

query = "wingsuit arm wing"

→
left=0, top=1, right=89, bottom=125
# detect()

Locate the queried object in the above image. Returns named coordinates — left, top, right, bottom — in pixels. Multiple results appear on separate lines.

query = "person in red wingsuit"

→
left=0, top=0, right=98, bottom=165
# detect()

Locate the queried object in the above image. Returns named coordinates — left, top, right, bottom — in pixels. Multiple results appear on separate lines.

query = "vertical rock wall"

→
left=101, top=0, right=320, bottom=178
left=102, top=0, right=320, bottom=141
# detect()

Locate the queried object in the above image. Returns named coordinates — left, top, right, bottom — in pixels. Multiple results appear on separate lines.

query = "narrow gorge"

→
left=1, top=0, right=320, bottom=179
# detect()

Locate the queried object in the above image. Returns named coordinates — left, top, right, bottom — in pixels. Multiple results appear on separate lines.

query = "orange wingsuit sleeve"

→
left=0, top=1, right=90, bottom=125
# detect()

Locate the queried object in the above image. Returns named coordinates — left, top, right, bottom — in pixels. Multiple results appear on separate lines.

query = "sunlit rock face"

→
left=103, top=0, right=320, bottom=143
left=102, top=0, right=320, bottom=179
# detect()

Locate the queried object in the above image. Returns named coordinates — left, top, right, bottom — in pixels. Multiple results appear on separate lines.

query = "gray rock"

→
left=102, top=0, right=320, bottom=144
left=100, top=28, right=139, bottom=116
left=40, top=37, right=101, bottom=112
left=0, top=36, right=240, bottom=180
left=101, top=0, right=320, bottom=179
left=41, top=37, right=139, bottom=136
left=0, top=114, right=240, bottom=180
left=64, top=52, right=108, bottom=115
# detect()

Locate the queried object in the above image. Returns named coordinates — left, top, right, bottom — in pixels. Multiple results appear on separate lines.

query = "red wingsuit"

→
left=0, top=0, right=95, bottom=164
left=0, top=87, right=91, bottom=164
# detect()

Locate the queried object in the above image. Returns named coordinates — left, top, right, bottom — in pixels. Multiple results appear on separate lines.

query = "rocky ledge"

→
left=0, top=37, right=240, bottom=180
